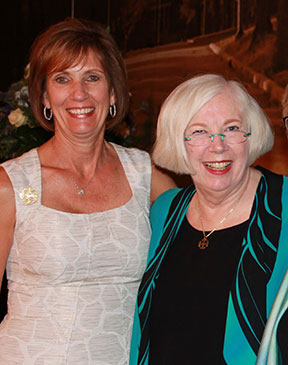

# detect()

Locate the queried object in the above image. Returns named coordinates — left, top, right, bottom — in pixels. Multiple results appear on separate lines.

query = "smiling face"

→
left=184, top=91, right=250, bottom=195
left=43, top=49, right=115, bottom=140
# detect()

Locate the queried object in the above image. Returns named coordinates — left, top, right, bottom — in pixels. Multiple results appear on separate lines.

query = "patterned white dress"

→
left=0, top=144, right=151, bottom=365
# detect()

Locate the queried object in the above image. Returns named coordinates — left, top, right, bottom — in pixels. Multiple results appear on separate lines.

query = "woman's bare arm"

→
left=150, top=164, right=177, bottom=205
left=0, top=167, right=15, bottom=294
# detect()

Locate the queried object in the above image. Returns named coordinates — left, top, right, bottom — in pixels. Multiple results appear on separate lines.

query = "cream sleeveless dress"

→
left=0, top=143, right=151, bottom=364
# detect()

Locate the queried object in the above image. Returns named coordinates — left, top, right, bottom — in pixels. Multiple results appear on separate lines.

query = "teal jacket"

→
left=130, top=168, right=288, bottom=364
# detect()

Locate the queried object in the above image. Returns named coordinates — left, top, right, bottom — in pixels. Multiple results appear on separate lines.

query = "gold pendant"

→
left=198, top=236, right=209, bottom=249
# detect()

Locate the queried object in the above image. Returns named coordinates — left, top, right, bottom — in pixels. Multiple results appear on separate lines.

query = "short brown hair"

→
left=28, top=18, right=129, bottom=131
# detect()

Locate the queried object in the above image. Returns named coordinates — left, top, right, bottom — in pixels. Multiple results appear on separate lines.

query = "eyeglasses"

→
left=283, top=116, right=288, bottom=131
left=184, top=129, right=251, bottom=146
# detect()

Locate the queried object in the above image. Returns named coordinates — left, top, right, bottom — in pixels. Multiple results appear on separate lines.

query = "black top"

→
left=149, top=216, right=249, bottom=365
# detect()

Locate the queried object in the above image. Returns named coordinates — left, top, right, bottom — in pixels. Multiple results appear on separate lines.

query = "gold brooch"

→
left=19, top=187, right=39, bottom=205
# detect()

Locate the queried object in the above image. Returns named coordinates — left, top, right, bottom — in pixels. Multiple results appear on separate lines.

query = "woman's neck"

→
left=39, top=134, right=111, bottom=179
left=188, top=167, right=261, bottom=231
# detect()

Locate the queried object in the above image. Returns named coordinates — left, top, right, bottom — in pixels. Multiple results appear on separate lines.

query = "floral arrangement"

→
left=0, top=78, right=139, bottom=163
left=0, top=78, right=52, bottom=163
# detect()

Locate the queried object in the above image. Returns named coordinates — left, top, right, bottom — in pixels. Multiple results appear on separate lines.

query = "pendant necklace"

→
left=51, top=140, right=94, bottom=196
left=196, top=175, right=249, bottom=249
left=72, top=177, right=93, bottom=196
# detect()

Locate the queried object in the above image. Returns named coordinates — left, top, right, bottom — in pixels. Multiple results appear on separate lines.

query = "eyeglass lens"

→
left=185, top=131, right=250, bottom=145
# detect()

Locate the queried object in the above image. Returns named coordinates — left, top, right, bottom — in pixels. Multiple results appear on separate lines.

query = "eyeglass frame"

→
left=283, top=116, right=288, bottom=131
left=184, top=130, right=251, bottom=145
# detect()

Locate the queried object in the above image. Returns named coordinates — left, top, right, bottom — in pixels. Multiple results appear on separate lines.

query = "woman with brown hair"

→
left=0, top=18, right=174, bottom=363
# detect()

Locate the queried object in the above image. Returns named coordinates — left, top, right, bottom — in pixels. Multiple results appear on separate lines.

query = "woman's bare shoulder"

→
left=0, top=166, right=15, bottom=203
left=150, top=164, right=177, bottom=204
left=0, top=166, right=16, bottom=290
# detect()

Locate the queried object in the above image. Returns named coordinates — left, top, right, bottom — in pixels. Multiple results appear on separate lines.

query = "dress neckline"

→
left=35, top=143, right=134, bottom=216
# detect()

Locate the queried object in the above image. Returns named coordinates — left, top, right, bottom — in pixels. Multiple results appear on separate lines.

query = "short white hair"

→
left=152, top=74, right=274, bottom=174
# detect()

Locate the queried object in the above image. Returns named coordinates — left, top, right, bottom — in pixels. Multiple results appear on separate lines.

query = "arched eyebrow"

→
left=223, top=118, right=242, bottom=124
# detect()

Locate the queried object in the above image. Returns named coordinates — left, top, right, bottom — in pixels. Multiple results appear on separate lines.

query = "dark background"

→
left=2, top=0, right=287, bottom=94
left=0, top=0, right=241, bottom=92
left=1, top=0, right=106, bottom=91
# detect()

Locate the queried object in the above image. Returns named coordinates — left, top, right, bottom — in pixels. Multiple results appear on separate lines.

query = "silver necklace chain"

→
left=51, top=139, right=94, bottom=196
left=71, top=177, right=93, bottom=196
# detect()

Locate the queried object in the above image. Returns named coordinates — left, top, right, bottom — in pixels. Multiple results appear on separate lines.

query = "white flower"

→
left=8, top=108, right=28, bottom=127
left=20, top=86, right=29, bottom=98
left=14, top=86, right=29, bottom=107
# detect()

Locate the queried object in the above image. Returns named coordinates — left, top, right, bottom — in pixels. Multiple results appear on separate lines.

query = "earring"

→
left=109, top=104, right=117, bottom=118
left=43, top=106, right=53, bottom=121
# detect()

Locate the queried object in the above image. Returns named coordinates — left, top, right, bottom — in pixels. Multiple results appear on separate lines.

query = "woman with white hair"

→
left=130, top=74, right=288, bottom=364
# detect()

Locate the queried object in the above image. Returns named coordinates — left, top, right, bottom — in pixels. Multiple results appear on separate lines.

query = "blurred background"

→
left=1, top=0, right=286, bottom=91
